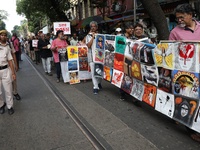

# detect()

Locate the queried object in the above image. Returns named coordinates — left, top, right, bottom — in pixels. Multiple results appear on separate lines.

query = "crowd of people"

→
left=0, top=2, right=199, bottom=142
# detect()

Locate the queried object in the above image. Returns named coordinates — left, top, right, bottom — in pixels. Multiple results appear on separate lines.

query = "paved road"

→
left=1, top=54, right=200, bottom=150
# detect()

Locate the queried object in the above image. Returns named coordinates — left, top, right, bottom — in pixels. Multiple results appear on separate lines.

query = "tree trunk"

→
left=140, top=0, right=169, bottom=40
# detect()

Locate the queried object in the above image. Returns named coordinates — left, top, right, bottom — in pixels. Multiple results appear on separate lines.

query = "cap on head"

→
left=115, top=28, right=122, bottom=32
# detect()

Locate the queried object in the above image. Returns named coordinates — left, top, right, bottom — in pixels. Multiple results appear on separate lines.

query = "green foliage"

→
left=0, top=10, right=8, bottom=20
left=0, top=20, right=6, bottom=30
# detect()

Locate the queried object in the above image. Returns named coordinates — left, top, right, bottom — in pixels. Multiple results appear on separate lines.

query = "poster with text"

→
left=53, top=22, right=71, bottom=35
left=67, top=46, right=78, bottom=60
left=121, top=74, right=133, bottom=94
left=174, top=42, right=199, bottom=73
left=113, top=53, right=124, bottom=72
left=155, top=90, right=175, bottom=118
left=158, top=67, right=172, bottom=93
left=142, top=83, right=157, bottom=107
left=111, top=69, right=124, bottom=88
left=32, top=40, right=38, bottom=48
left=104, top=66, right=113, bottom=82
left=173, top=96, right=199, bottom=127
left=69, top=71, right=80, bottom=84
left=94, top=63, right=104, bottom=78
left=140, top=43, right=155, bottom=65
left=172, top=70, right=199, bottom=99
left=141, top=64, right=158, bottom=86
left=115, top=36, right=126, bottom=54
left=130, top=78, right=144, bottom=101
left=154, top=42, right=174, bottom=69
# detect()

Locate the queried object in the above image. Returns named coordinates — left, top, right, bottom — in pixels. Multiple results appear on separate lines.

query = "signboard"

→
left=53, top=22, right=71, bottom=35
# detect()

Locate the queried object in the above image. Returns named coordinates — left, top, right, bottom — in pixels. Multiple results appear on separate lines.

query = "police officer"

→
left=0, top=30, right=16, bottom=115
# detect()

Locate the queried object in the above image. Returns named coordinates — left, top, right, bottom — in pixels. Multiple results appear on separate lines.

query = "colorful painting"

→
left=79, top=57, right=88, bottom=71
left=67, top=46, right=78, bottom=60
left=131, top=60, right=142, bottom=81
left=174, top=42, right=199, bottom=72
left=68, top=60, right=78, bottom=71
left=94, top=48, right=104, bottom=63
left=158, top=67, right=172, bottom=93
left=154, top=42, right=174, bottom=69
left=115, top=36, right=126, bottom=54
left=130, top=78, right=144, bottom=101
left=173, top=96, right=199, bottom=127
left=69, top=71, right=80, bottom=84
left=78, top=46, right=88, bottom=57
left=172, top=70, right=199, bottom=99
left=95, top=34, right=105, bottom=50
left=142, top=83, right=157, bottom=107
left=141, top=64, right=158, bottom=86
left=104, top=66, right=113, bottom=82
left=121, top=74, right=133, bottom=94
left=105, top=50, right=115, bottom=68
left=113, top=53, right=124, bottom=72
left=111, top=69, right=124, bottom=88
left=155, top=90, right=175, bottom=118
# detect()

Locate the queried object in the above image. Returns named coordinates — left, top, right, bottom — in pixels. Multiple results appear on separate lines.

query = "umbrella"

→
left=81, top=15, right=111, bottom=28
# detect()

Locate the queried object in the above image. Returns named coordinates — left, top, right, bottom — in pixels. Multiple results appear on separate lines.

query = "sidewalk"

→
left=30, top=54, right=159, bottom=150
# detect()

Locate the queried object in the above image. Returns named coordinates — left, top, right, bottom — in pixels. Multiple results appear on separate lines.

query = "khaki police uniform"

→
left=0, top=42, right=14, bottom=109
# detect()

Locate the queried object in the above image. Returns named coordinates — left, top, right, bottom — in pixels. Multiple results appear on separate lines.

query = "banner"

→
left=53, top=22, right=71, bottom=35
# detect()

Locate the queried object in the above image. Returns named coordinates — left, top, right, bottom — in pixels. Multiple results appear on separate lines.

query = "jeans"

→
left=41, top=57, right=52, bottom=73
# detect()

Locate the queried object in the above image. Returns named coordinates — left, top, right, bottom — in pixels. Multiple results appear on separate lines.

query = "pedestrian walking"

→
left=38, top=33, right=53, bottom=76
left=0, top=30, right=16, bottom=115
left=51, top=30, right=68, bottom=83
left=169, top=3, right=200, bottom=142
left=11, top=33, right=21, bottom=69
left=86, top=21, right=102, bottom=94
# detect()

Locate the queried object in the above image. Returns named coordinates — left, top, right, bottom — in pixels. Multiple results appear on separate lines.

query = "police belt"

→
left=0, top=65, right=8, bottom=70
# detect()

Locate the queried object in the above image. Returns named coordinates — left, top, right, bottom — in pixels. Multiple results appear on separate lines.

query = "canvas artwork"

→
left=58, top=48, right=68, bottom=62
left=173, top=96, right=199, bottom=127
left=104, top=66, right=113, bottom=82
left=154, top=42, right=174, bottom=69
left=105, top=50, right=115, bottom=68
left=155, top=89, right=175, bottom=118
left=95, top=34, right=105, bottom=50
left=94, top=63, right=104, bottom=78
left=94, top=48, right=105, bottom=63
left=141, top=64, right=158, bottom=86
left=113, top=53, right=124, bottom=72
left=130, top=78, right=144, bottom=101
left=172, top=70, right=199, bottom=99
left=105, top=35, right=115, bottom=52
left=174, top=42, right=199, bottom=73
left=140, top=43, right=155, bottom=65
left=78, top=46, right=88, bottom=57
left=67, top=46, right=78, bottom=60
left=121, top=74, right=133, bottom=94
left=79, top=57, right=88, bottom=71
left=68, top=60, right=78, bottom=71
left=142, top=83, right=157, bottom=107
left=115, top=36, right=126, bottom=54
left=69, top=71, right=80, bottom=84
left=111, top=69, right=124, bottom=88
left=158, top=67, right=172, bottom=93
left=130, top=60, right=142, bottom=81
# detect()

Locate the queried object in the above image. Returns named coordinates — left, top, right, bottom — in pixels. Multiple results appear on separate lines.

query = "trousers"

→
left=89, top=62, right=102, bottom=89
left=0, top=68, right=13, bottom=109
left=41, top=57, right=52, bottom=73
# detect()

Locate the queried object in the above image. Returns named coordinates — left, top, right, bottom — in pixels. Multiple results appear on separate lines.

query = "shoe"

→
left=98, top=83, right=102, bottom=90
left=14, top=93, right=21, bottom=100
left=93, top=89, right=98, bottom=95
left=48, top=73, right=53, bottom=76
left=0, top=103, right=6, bottom=114
left=8, top=108, right=14, bottom=115
left=57, top=79, right=60, bottom=83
